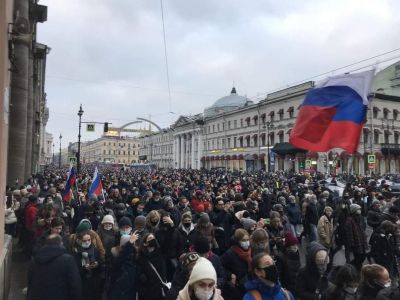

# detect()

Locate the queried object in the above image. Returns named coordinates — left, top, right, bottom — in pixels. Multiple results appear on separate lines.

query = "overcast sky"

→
left=37, top=0, right=400, bottom=149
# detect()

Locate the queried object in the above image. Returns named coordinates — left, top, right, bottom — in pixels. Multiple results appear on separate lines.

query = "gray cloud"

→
left=38, top=0, right=400, bottom=147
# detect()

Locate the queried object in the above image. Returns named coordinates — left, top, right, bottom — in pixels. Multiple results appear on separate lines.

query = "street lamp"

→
left=59, top=134, right=62, bottom=168
left=52, top=143, right=55, bottom=164
left=265, top=121, right=274, bottom=173
left=77, top=104, right=84, bottom=174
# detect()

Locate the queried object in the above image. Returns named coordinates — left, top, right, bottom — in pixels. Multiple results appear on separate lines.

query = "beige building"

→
left=139, top=61, right=400, bottom=175
left=80, top=135, right=140, bottom=164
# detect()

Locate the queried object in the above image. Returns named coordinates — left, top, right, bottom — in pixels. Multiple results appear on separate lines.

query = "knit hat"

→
left=118, top=216, right=132, bottom=228
left=76, top=219, right=92, bottom=234
left=241, top=218, right=257, bottom=231
left=102, top=214, right=114, bottom=225
left=198, top=213, right=210, bottom=225
left=371, top=199, right=380, bottom=207
left=120, top=235, right=131, bottom=247
left=180, top=252, right=200, bottom=268
left=188, top=257, right=217, bottom=286
left=182, top=211, right=192, bottom=222
left=134, top=215, right=146, bottom=228
left=131, top=197, right=140, bottom=205
left=284, top=232, right=299, bottom=247
left=350, top=204, right=361, bottom=214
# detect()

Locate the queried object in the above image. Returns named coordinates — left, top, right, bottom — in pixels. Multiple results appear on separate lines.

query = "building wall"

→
left=81, top=136, right=140, bottom=164
left=0, top=1, right=14, bottom=298
left=139, top=67, right=400, bottom=174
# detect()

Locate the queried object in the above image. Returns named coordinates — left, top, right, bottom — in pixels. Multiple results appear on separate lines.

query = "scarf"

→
left=232, top=245, right=252, bottom=268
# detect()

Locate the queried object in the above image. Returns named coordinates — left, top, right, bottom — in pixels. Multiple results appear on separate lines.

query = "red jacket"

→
left=25, top=202, right=38, bottom=231
left=191, top=198, right=211, bottom=213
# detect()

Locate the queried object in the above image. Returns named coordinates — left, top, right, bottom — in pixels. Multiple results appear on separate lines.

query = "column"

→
left=197, top=133, right=202, bottom=170
left=180, top=135, right=185, bottom=169
left=191, top=133, right=195, bottom=169
left=172, top=136, right=176, bottom=168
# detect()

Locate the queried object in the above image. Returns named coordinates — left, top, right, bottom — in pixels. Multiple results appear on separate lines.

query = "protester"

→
left=358, top=264, right=391, bottom=300
left=321, top=264, right=359, bottom=300
left=27, top=234, right=82, bottom=300
left=177, top=257, right=223, bottom=300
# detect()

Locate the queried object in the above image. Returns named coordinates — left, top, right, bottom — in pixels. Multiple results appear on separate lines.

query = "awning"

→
left=271, top=142, right=307, bottom=156
left=259, top=153, right=266, bottom=159
left=268, top=111, right=275, bottom=116
left=232, top=154, right=237, bottom=160
left=215, top=156, right=220, bottom=160
left=287, top=106, right=294, bottom=113
left=220, top=155, right=225, bottom=160
left=225, top=155, right=231, bottom=160
left=238, top=154, right=244, bottom=160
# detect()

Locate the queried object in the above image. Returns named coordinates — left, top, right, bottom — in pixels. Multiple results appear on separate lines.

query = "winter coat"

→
left=369, top=229, right=396, bottom=276
left=345, top=215, right=367, bottom=254
left=275, top=250, right=301, bottom=293
left=207, top=252, right=226, bottom=288
left=27, top=245, right=82, bottom=300
left=243, top=277, right=294, bottom=300
left=221, top=247, right=249, bottom=299
left=317, top=215, right=334, bottom=248
left=5, top=207, right=17, bottom=224
left=97, top=226, right=117, bottom=259
left=178, top=224, right=196, bottom=252
left=156, top=224, right=184, bottom=260
left=192, top=223, right=218, bottom=248
left=177, top=283, right=223, bottom=300
left=286, top=203, right=302, bottom=225
left=295, top=242, right=329, bottom=300
left=25, top=202, right=38, bottom=231
left=322, top=284, right=357, bottom=300
left=136, top=249, right=167, bottom=300
left=305, top=202, right=319, bottom=226
left=367, top=209, right=383, bottom=230
left=108, top=242, right=137, bottom=300
left=144, top=199, right=164, bottom=213
left=377, top=286, right=400, bottom=300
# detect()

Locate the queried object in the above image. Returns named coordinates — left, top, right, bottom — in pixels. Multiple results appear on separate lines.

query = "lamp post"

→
left=77, top=104, right=84, bottom=174
left=59, top=134, right=62, bottom=168
left=128, top=144, right=131, bottom=164
left=52, top=143, right=55, bottom=164
left=265, top=121, right=274, bottom=173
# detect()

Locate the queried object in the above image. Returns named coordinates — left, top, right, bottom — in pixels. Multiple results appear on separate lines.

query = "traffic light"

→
left=104, top=122, right=108, bottom=132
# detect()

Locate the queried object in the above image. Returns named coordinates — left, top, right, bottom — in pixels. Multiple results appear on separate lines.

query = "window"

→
left=363, top=132, right=369, bottom=145
left=245, top=117, right=251, bottom=126
left=103, top=150, right=106, bottom=154
left=261, top=134, right=266, bottom=146
left=254, top=116, right=258, bottom=126
left=212, top=140, right=215, bottom=149
left=395, top=133, right=399, bottom=144
left=279, top=133, right=284, bottom=143
left=228, top=121, right=231, bottom=129
left=246, top=136, right=250, bottom=147
left=104, top=142, right=106, bottom=146
left=239, top=137, right=243, bottom=148
left=123, top=150, right=126, bottom=155
left=208, top=126, right=211, bottom=133
left=234, top=137, right=237, bottom=148
left=270, top=133, right=275, bottom=145
left=234, top=120, right=237, bottom=128
left=253, top=135, right=258, bottom=147
left=374, top=132, right=379, bottom=144
left=384, top=133, right=390, bottom=144
left=108, top=150, right=111, bottom=154
left=213, top=125, right=215, bottom=132
left=133, top=151, right=135, bottom=155
left=128, top=150, right=130, bottom=155
left=227, top=138, right=231, bottom=148
left=394, top=110, right=398, bottom=120
left=288, top=107, right=294, bottom=118
left=383, top=109, right=389, bottom=119
left=240, top=119, right=243, bottom=128
left=278, top=109, right=284, bottom=120
left=373, top=107, right=379, bottom=119
left=113, top=143, right=116, bottom=146
left=217, top=124, right=220, bottom=132
left=222, top=122, right=225, bottom=131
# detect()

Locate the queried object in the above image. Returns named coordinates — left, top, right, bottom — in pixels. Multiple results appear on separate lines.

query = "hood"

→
left=306, top=241, right=327, bottom=271
left=245, top=277, right=282, bottom=297
left=34, top=245, right=66, bottom=264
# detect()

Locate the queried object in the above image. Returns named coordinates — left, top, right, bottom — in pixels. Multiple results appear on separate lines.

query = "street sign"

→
left=86, top=123, right=95, bottom=132
left=305, top=160, right=312, bottom=169
left=68, top=157, right=76, bottom=164
left=299, top=161, right=305, bottom=169
left=367, top=154, right=376, bottom=164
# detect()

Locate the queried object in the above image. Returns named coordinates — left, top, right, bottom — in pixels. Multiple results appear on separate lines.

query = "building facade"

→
left=80, top=135, right=140, bottom=164
left=139, top=62, right=400, bottom=175
left=7, top=0, right=49, bottom=184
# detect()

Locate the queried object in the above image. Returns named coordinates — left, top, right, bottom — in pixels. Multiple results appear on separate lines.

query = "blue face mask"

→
left=120, top=228, right=131, bottom=236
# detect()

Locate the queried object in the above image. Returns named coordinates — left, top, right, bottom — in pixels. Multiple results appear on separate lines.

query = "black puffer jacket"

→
left=276, top=249, right=301, bottom=293
left=296, top=242, right=329, bottom=300
left=27, top=245, right=82, bottom=300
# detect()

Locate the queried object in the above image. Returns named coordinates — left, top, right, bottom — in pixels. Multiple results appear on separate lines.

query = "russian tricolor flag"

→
left=289, top=70, right=374, bottom=153
left=62, top=162, right=76, bottom=202
left=89, top=167, right=103, bottom=197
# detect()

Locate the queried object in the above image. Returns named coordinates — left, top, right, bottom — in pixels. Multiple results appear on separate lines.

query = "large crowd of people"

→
left=5, top=165, right=400, bottom=300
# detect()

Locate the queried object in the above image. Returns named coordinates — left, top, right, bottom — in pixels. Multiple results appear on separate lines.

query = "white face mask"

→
left=194, top=287, right=214, bottom=300
left=344, top=286, right=358, bottom=294
left=240, top=241, right=250, bottom=250
left=120, top=228, right=131, bottom=236
left=383, top=281, right=391, bottom=288
left=81, top=241, right=91, bottom=249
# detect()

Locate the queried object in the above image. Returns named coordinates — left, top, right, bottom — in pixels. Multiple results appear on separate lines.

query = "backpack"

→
left=250, top=288, right=291, bottom=300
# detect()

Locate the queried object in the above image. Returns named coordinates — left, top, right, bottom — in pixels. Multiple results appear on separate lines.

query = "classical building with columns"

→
left=139, top=61, right=400, bottom=174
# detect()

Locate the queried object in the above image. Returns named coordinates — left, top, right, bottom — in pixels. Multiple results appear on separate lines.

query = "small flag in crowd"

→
left=289, top=70, right=374, bottom=153
left=89, top=167, right=103, bottom=197
left=62, top=161, right=76, bottom=202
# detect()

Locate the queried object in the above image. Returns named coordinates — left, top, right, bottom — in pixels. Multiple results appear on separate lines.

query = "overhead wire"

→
left=160, top=0, right=173, bottom=113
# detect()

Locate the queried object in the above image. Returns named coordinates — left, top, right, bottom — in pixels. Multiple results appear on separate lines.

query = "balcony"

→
left=381, top=143, right=400, bottom=155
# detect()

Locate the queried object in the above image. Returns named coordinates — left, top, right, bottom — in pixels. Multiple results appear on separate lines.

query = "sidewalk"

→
left=8, top=240, right=29, bottom=300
